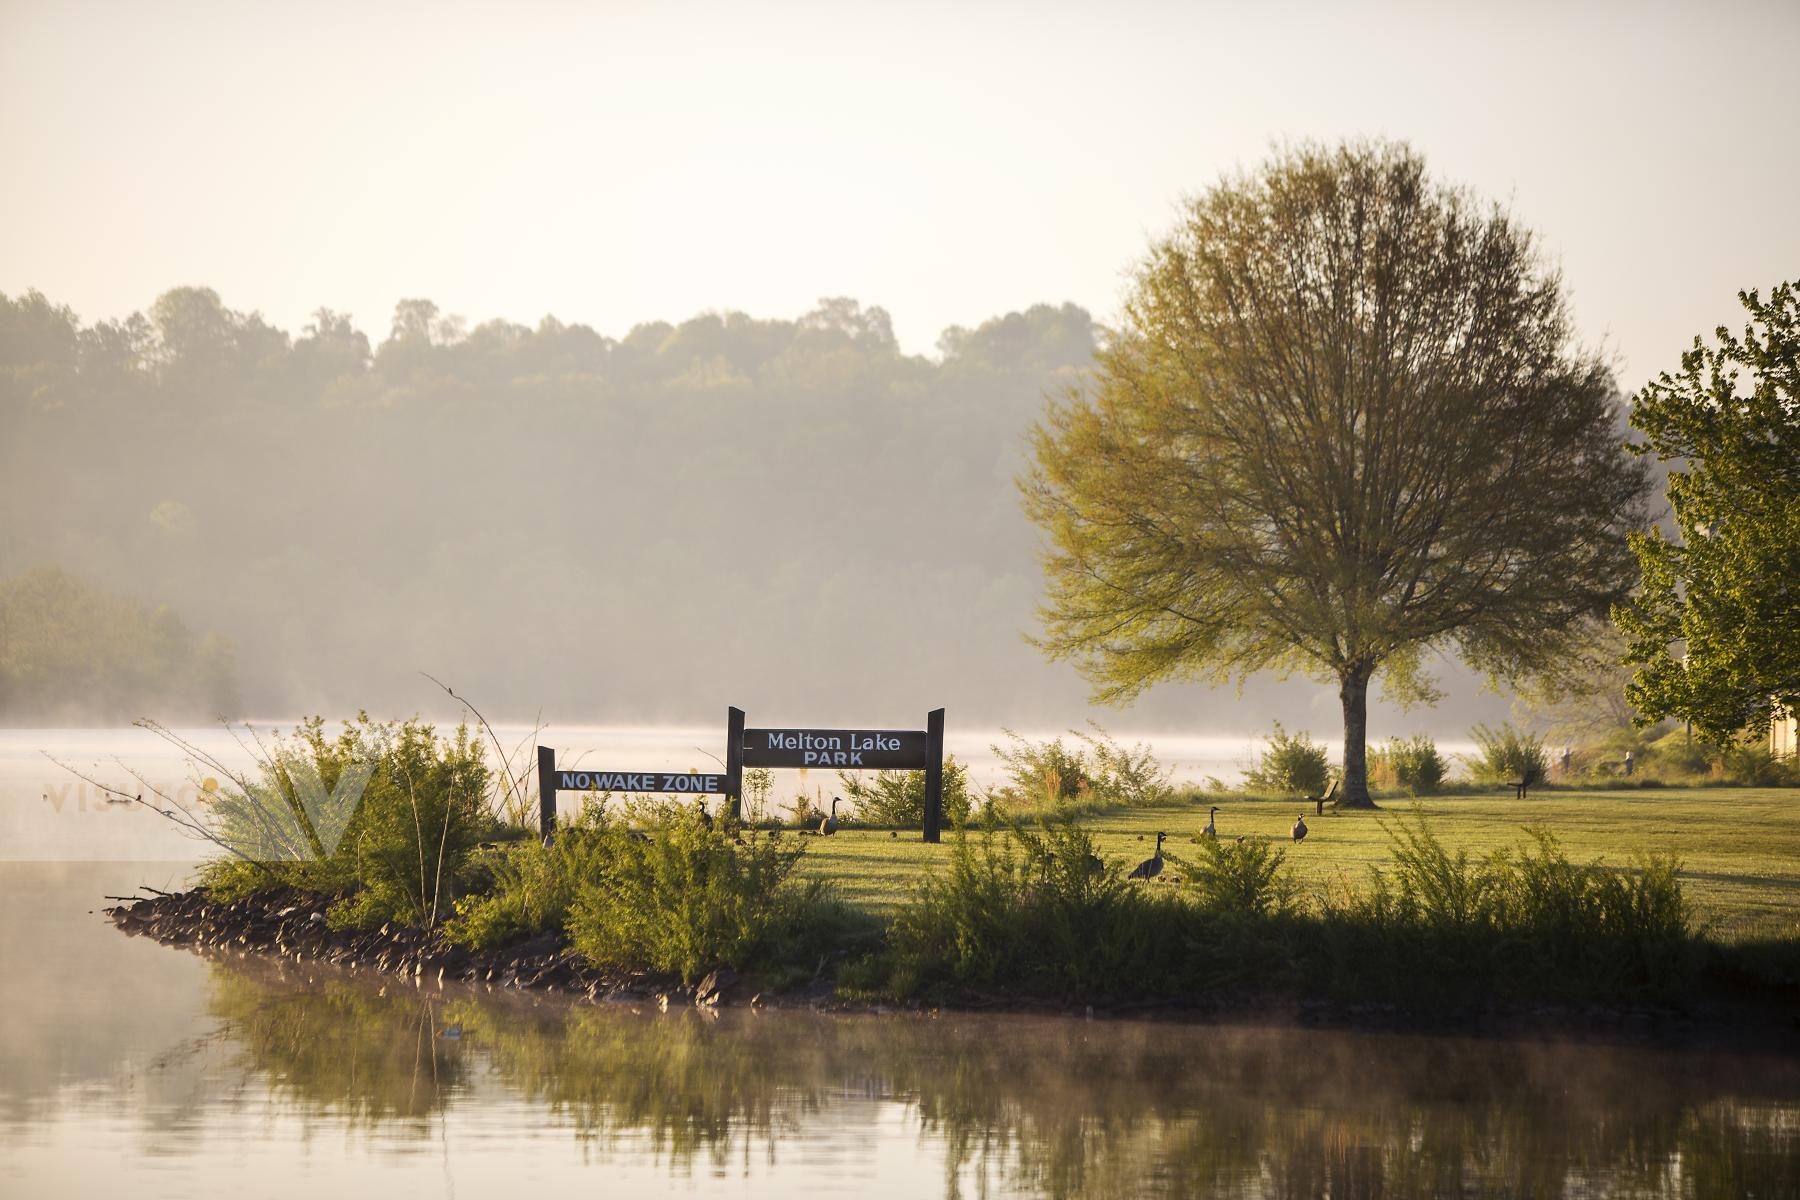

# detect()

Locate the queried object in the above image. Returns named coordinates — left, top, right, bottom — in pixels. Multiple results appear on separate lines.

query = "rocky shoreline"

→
left=106, top=885, right=761, bottom=1011
left=106, top=886, right=1800, bottom=1050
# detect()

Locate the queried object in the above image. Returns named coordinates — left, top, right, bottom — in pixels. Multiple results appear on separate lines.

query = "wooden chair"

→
left=1308, top=779, right=1339, bottom=816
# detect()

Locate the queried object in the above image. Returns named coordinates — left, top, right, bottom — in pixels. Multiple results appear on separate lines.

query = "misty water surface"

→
left=5, top=725, right=1438, bottom=860
left=3, top=862, right=1797, bottom=1199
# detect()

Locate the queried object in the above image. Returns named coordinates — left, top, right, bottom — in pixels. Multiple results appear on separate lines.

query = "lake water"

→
left=3, top=860, right=1798, bottom=1199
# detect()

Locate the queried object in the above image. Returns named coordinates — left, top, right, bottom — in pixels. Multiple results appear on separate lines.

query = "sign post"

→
left=923, top=707, right=946, bottom=844
left=537, top=744, right=557, bottom=844
left=725, top=706, right=745, bottom=823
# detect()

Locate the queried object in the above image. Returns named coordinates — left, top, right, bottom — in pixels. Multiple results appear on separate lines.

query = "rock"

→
left=694, top=967, right=740, bottom=1008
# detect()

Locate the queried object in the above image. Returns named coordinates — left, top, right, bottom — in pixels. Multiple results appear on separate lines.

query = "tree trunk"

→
left=1338, top=666, right=1377, bottom=808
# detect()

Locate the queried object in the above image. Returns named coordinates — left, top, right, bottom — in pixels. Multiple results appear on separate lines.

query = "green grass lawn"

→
left=795, top=787, right=1800, bottom=940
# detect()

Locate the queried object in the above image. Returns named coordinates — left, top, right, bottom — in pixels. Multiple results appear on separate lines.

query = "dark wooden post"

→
left=725, top=706, right=745, bottom=823
left=922, top=707, right=945, bottom=843
left=537, top=744, right=557, bottom=844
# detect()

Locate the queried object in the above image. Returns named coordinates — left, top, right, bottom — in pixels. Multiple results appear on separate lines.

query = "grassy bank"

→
left=801, top=787, right=1800, bottom=941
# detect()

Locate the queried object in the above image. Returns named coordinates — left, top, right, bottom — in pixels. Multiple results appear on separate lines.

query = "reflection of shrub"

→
left=1468, top=722, right=1549, bottom=786
left=840, top=756, right=972, bottom=826
left=567, top=810, right=844, bottom=984
left=1244, top=723, right=1331, bottom=796
left=1369, top=734, right=1448, bottom=794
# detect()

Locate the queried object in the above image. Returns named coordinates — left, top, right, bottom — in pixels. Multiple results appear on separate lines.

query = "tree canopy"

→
left=1616, top=283, right=1800, bottom=743
left=1023, top=140, right=1651, bottom=805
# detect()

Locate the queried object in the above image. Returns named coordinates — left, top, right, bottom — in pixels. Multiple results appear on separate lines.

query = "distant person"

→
left=1623, top=749, right=1634, bottom=777
left=1561, top=747, right=1572, bottom=776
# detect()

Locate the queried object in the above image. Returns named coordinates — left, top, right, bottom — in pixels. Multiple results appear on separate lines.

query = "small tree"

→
left=1616, top=283, right=1800, bottom=742
left=1023, top=140, right=1651, bottom=806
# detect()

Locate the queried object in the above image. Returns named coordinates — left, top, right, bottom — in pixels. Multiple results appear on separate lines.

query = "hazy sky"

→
left=4, top=0, right=1797, bottom=382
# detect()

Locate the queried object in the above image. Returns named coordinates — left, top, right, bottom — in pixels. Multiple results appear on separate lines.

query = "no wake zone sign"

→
left=555, top=771, right=727, bottom=794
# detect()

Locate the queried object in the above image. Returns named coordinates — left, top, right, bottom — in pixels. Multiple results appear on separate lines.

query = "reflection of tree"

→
left=205, top=960, right=1800, bottom=1198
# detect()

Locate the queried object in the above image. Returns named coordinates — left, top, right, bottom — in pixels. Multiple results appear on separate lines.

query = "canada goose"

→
left=1128, top=832, right=1166, bottom=880
left=695, top=800, right=713, bottom=831
left=819, top=797, right=842, bottom=836
left=889, top=830, right=898, bottom=838
left=1085, top=852, right=1105, bottom=875
left=1202, top=807, right=1219, bottom=839
left=1292, top=814, right=1308, bottom=843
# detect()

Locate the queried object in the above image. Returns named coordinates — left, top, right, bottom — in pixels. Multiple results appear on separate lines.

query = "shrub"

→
left=1078, top=726, right=1176, bottom=807
left=1317, top=812, right=1695, bottom=1002
left=839, top=756, right=973, bottom=826
left=1719, top=742, right=1800, bottom=787
left=196, top=715, right=501, bottom=928
left=444, top=818, right=615, bottom=950
left=1243, top=723, right=1331, bottom=796
left=1368, top=734, right=1448, bottom=794
left=989, top=732, right=1095, bottom=808
left=566, top=807, right=841, bottom=984
left=1468, top=722, right=1549, bottom=786
left=987, top=727, right=1175, bottom=813
left=1177, top=837, right=1297, bottom=918
left=329, top=721, right=496, bottom=930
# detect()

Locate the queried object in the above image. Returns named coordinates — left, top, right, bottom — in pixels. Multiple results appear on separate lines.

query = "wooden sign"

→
left=538, top=707, right=947, bottom=844
left=556, top=770, right=727, bottom=794
left=742, top=727, right=928, bottom=769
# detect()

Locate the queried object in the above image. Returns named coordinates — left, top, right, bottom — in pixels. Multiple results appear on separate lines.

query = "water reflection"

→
left=204, top=957, right=1800, bottom=1199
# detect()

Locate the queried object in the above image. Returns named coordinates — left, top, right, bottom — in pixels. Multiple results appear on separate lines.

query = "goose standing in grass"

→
left=819, top=796, right=842, bottom=836
left=1291, top=814, right=1308, bottom=844
left=1202, top=807, right=1219, bottom=839
left=695, top=800, right=713, bottom=832
left=1128, top=832, right=1167, bottom=880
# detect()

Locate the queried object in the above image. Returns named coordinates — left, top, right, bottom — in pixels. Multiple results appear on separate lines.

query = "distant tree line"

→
left=0, top=287, right=1099, bottom=721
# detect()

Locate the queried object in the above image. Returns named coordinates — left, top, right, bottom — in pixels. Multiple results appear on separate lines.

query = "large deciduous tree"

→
left=1615, top=283, right=1800, bottom=743
left=1023, top=140, right=1651, bottom=806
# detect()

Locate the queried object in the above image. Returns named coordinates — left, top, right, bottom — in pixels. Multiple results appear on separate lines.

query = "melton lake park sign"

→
left=537, top=706, right=949, bottom=842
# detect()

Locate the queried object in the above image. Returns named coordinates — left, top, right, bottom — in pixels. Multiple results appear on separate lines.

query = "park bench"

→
left=1506, top=768, right=1543, bottom=801
left=1308, top=779, right=1338, bottom=815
